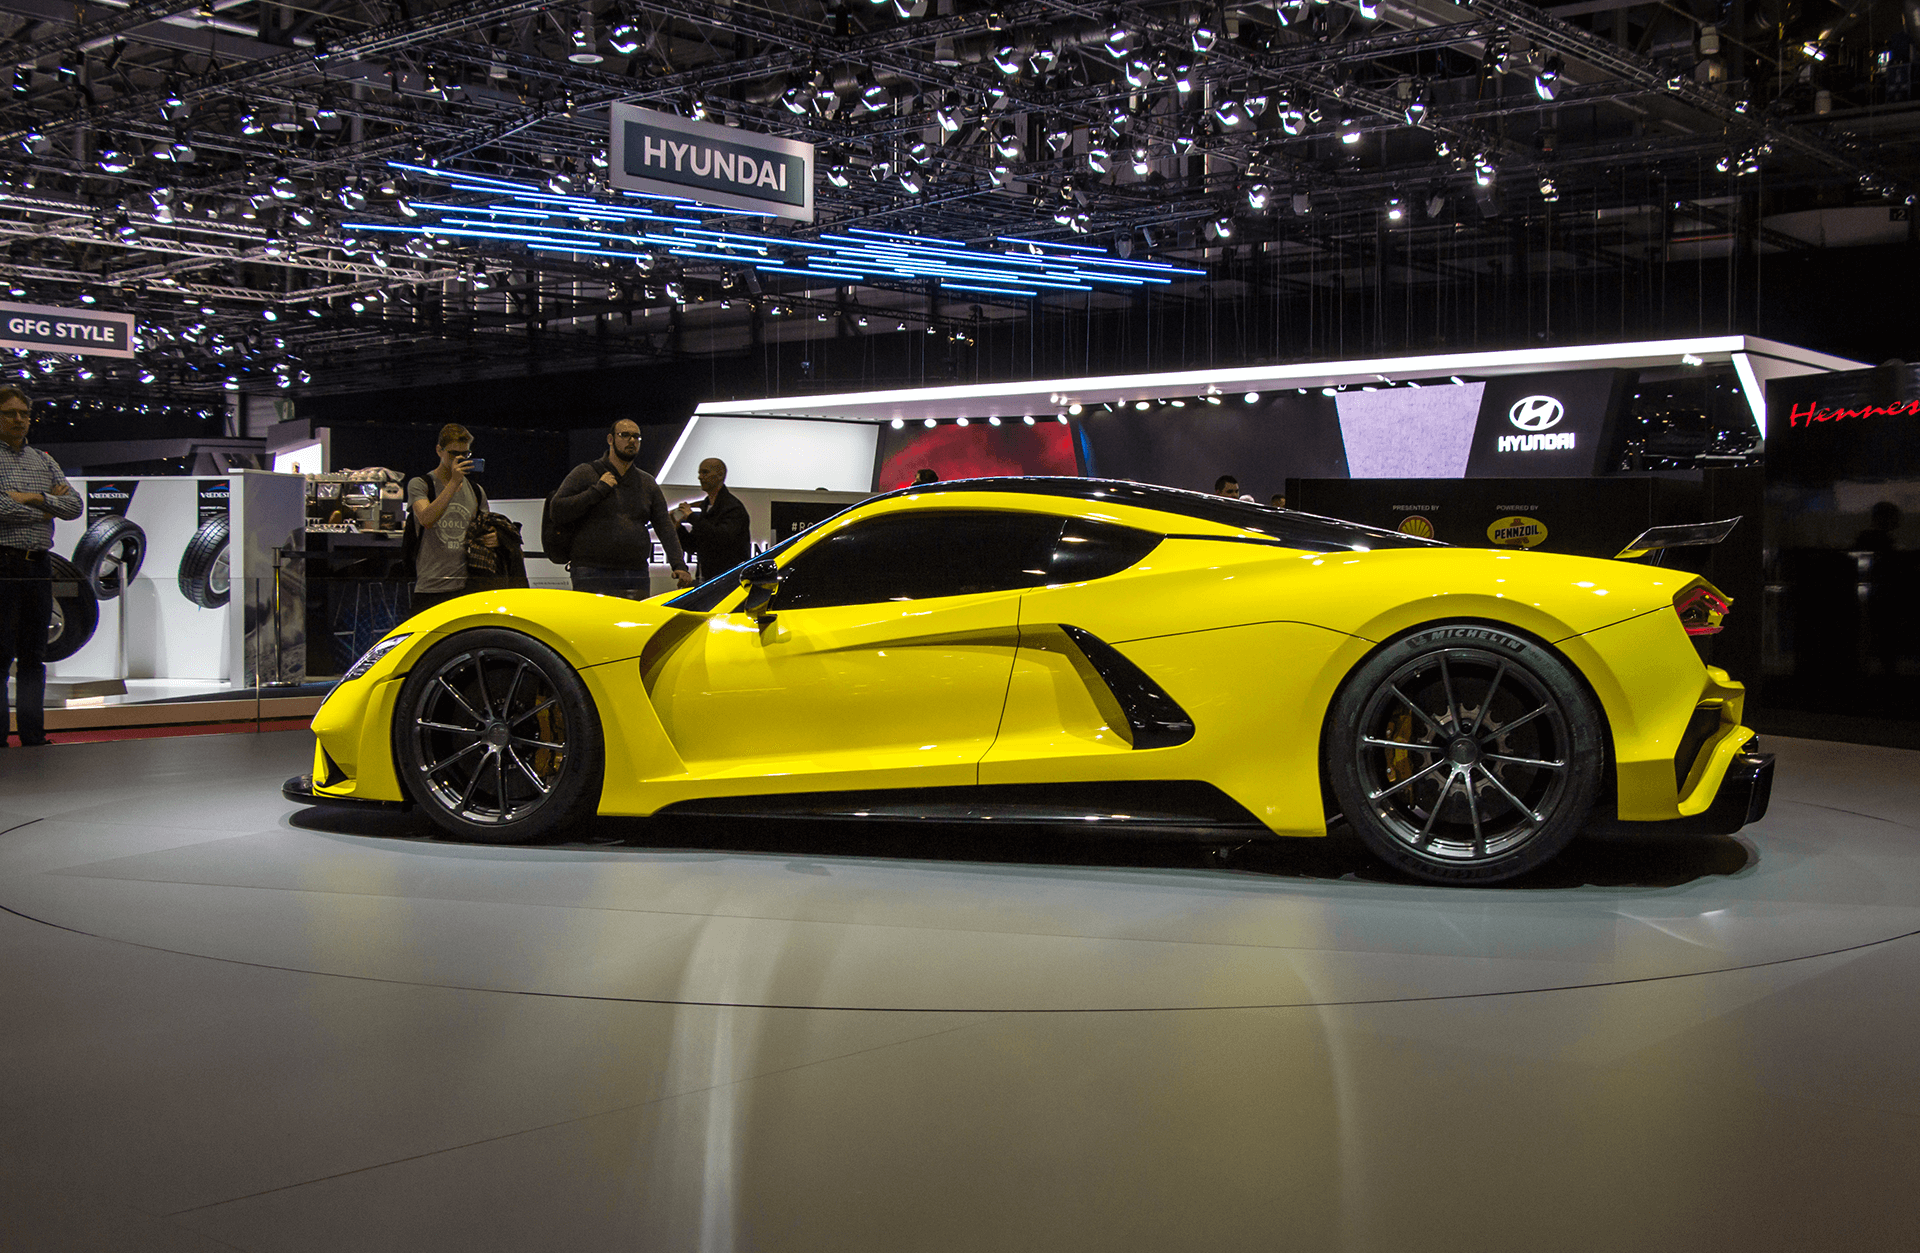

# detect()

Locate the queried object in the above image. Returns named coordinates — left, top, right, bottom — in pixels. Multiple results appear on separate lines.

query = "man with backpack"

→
left=406, top=423, right=496, bottom=612
left=549, top=419, right=693, bottom=597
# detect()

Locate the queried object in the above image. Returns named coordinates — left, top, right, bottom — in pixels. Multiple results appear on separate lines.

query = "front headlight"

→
left=342, top=633, right=410, bottom=681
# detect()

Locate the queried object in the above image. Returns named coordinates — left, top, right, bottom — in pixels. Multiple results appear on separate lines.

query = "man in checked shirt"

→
left=0, top=386, right=81, bottom=746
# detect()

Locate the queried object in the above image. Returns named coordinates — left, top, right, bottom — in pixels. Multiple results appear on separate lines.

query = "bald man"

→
left=671, top=457, right=752, bottom=582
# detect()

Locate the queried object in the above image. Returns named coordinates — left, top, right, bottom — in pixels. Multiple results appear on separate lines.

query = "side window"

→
left=1044, top=519, right=1162, bottom=584
left=775, top=511, right=1063, bottom=610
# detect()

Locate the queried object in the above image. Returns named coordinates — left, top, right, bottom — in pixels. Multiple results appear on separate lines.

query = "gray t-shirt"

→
left=408, top=476, right=478, bottom=593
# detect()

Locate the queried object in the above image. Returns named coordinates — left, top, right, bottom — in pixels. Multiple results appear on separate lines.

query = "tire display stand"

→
left=46, top=471, right=308, bottom=710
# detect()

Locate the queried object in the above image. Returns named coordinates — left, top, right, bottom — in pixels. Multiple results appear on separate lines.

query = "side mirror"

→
left=737, top=556, right=781, bottom=623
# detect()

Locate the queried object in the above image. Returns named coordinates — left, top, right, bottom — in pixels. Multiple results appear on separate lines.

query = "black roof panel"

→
left=882, top=476, right=1445, bottom=553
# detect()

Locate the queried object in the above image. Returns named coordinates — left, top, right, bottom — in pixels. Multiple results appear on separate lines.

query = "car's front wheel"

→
left=393, top=629, right=604, bottom=844
left=1324, top=623, right=1605, bottom=884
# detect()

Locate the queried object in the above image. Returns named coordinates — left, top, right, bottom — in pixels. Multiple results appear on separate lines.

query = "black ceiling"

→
left=0, top=0, right=1914, bottom=405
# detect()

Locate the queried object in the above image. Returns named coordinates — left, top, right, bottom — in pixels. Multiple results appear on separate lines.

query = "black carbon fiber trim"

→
left=1059, top=625, right=1196, bottom=751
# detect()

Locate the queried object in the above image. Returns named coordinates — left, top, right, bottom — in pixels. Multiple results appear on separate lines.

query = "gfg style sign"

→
left=610, top=103, right=814, bottom=222
left=0, top=301, right=136, bottom=358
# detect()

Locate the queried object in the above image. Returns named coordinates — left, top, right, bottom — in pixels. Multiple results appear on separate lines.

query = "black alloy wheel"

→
left=393, top=628, right=604, bottom=844
left=1324, top=623, right=1605, bottom=884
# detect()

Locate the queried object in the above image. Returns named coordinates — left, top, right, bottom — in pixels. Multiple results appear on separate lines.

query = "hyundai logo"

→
left=1508, top=395, right=1565, bottom=432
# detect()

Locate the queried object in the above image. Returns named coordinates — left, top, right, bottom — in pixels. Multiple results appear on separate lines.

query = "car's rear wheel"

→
left=1324, top=623, right=1604, bottom=884
left=393, top=629, right=604, bottom=844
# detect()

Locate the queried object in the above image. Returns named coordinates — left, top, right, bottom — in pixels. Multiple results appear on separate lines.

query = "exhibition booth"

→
left=17, top=333, right=1869, bottom=727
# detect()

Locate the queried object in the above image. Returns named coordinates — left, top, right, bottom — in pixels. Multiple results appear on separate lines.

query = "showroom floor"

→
left=1, top=731, right=1916, bottom=1252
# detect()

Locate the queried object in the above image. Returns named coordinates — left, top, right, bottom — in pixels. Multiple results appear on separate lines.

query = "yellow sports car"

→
left=285, top=478, right=1772, bottom=884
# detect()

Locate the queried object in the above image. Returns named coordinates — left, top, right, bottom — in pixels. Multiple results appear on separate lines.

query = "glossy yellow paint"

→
left=642, top=591, right=1021, bottom=788
left=305, top=488, right=1745, bottom=833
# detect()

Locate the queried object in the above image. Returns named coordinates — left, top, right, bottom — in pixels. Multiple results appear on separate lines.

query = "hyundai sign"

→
left=609, top=103, right=814, bottom=222
left=0, top=301, right=136, bottom=358
left=1463, top=370, right=1628, bottom=477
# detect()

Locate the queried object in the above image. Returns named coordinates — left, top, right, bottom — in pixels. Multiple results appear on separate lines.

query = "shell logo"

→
left=1487, top=515, right=1548, bottom=548
left=1397, top=515, right=1436, bottom=539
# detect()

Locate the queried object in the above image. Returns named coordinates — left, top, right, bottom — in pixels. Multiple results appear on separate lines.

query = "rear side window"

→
left=1046, top=518, right=1161, bottom=584
left=773, top=511, right=1161, bottom=611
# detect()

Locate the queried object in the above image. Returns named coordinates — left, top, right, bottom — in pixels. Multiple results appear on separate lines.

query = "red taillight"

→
left=1674, top=585, right=1731, bottom=637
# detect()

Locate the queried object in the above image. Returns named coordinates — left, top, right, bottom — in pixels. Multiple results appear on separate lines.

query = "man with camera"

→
left=551, top=419, right=693, bottom=597
left=407, top=423, right=496, bottom=612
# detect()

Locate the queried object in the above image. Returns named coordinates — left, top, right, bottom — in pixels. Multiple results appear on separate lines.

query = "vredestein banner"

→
left=609, top=103, right=814, bottom=222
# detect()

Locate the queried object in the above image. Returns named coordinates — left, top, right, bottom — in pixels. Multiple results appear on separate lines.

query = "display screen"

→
left=1078, top=393, right=1347, bottom=501
left=874, top=420, right=1078, bottom=491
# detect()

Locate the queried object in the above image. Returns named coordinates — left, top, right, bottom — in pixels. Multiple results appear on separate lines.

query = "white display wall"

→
left=49, top=470, right=306, bottom=685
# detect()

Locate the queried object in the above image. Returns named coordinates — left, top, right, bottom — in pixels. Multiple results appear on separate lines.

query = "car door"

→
left=643, top=507, right=1061, bottom=793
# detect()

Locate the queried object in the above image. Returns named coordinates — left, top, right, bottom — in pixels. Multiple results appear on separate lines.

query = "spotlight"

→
left=935, top=92, right=963, bottom=132
left=826, top=162, right=852, bottom=189
left=1386, top=196, right=1404, bottom=221
left=97, top=147, right=133, bottom=174
left=1125, top=58, right=1152, bottom=89
left=923, top=417, right=936, bottom=427
left=1474, top=155, right=1495, bottom=187
left=891, top=418, right=905, bottom=429
left=1087, top=144, right=1111, bottom=173
left=1340, top=118, right=1361, bottom=144
left=1027, top=45, right=1057, bottom=74
left=1247, top=183, right=1271, bottom=210
left=1174, top=63, right=1194, bottom=93
left=269, top=174, right=298, bottom=200
left=1538, top=177, right=1558, bottom=202
left=239, top=111, right=264, bottom=135
left=994, top=131, right=1024, bottom=160
left=1292, top=191, right=1311, bottom=214
left=1023, top=415, right=1036, bottom=425
left=861, top=80, right=892, bottom=112
left=608, top=20, right=644, bottom=54
left=956, top=417, right=970, bottom=427
left=262, top=308, right=278, bottom=321
left=992, top=44, right=1022, bottom=75
left=1244, top=392, right=1260, bottom=402
left=1104, top=22, right=1133, bottom=58
left=1190, top=21, right=1217, bottom=52
left=780, top=85, right=809, bottom=114
left=1130, top=146, right=1151, bottom=175
left=1279, top=104, right=1306, bottom=136
left=1405, top=86, right=1429, bottom=125
left=899, top=168, right=925, bottom=194
left=1213, top=99, right=1245, bottom=128
left=1172, top=131, right=1195, bottom=155
left=1534, top=55, right=1563, bottom=101
left=1246, top=94, right=1269, bottom=117
left=1212, top=214, right=1234, bottom=238
left=1047, top=125, right=1073, bottom=155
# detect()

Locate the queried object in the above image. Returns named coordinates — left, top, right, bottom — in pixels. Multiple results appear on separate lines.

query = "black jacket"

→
left=551, top=457, right=688, bottom=571
left=677, top=486, right=752, bottom=579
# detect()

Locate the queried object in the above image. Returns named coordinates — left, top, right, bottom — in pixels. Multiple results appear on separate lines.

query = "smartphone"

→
left=465, top=457, right=486, bottom=473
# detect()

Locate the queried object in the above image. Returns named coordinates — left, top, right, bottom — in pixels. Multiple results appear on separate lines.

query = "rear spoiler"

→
left=1614, top=517, right=1741, bottom=563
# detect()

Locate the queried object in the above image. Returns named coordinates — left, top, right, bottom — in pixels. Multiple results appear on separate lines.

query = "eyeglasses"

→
left=613, top=432, right=640, bottom=440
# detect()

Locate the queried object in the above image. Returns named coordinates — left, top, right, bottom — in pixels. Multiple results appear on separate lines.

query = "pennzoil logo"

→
left=1397, top=515, right=1436, bottom=539
left=1487, top=515, right=1548, bottom=548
